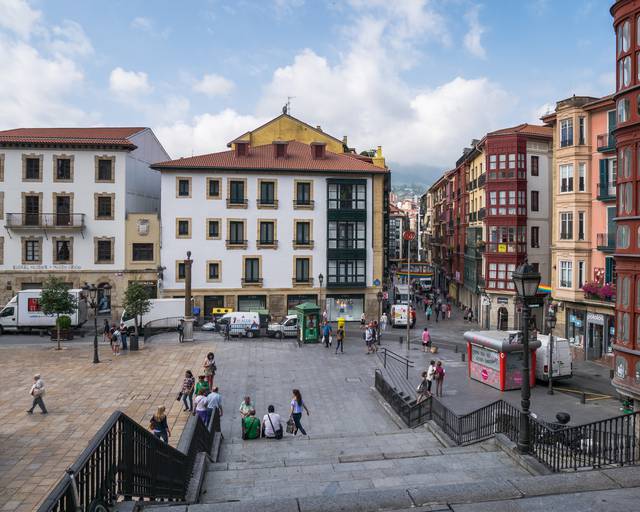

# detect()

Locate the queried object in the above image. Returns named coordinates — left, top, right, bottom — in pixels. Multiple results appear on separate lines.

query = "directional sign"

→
left=403, top=230, right=416, bottom=241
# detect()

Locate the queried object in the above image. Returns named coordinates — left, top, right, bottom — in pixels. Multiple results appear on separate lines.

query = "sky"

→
left=0, top=0, right=616, bottom=184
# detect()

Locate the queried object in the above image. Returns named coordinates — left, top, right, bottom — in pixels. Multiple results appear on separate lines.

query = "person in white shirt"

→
left=262, top=405, right=283, bottom=439
left=206, top=386, right=223, bottom=425
left=27, top=374, right=47, bottom=414
left=426, top=360, right=437, bottom=395
left=194, top=389, right=209, bottom=424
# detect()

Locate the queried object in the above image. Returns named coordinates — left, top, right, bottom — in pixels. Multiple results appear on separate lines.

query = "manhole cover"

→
left=346, top=377, right=361, bottom=383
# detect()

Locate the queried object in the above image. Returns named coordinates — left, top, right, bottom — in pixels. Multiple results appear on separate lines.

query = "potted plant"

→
left=55, top=315, right=73, bottom=341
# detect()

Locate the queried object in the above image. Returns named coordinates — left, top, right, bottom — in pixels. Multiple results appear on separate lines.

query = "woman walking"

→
left=181, top=370, right=195, bottom=412
left=149, top=405, right=171, bottom=443
left=289, top=389, right=310, bottom=436
left=203, top=352, right=216, bottom=389
left=102, top=319, right=111, bottom=343
left=421, top=327, right=431, bottom=352
left=194, top=389, right=209, bottom=424
left=435, top=361, right=446, bottom=397
left=426, top=304, right=432, bottom=322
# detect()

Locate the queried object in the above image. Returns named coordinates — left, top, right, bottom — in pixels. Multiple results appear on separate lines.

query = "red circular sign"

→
left=403, top=230, right=416, bottom=241
left=481, top=368, right=489, bottom=381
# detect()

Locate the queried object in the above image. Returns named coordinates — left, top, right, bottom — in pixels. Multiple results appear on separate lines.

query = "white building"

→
left=153, top=114, right=390, bottom=321
left=0, top=127, right=169, bottom=314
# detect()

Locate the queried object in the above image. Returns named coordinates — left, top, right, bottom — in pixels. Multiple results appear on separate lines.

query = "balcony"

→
left=225, top=238, right=248, bottom=249
left=256, top=239, right=278, bottom=249
left=292, top=277, right=314, bottom=286
left=596, top=182, right=616, bottom=202
left=478, top=174, right=486, bottom=187
left=293, top=199, right=314, bottom=209
left=226, top=198, right=248, bottom=208
left=241, top=278, right=263, bottom=288
left=596, top=133, right=616, bottom=153
left=5, top=213, right=85, bottom=231
left=477, top=207, right=486, bottom=220
left=292, top=239, right=314, bottom=249
left=257, top=199, right=279, bottom=209
left=596, top=232, right=615, bottom=253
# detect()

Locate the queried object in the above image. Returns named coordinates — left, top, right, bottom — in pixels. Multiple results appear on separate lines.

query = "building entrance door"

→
left=497, top=307, right=508, bottom=330
left=587, top=322, right=604, bottom=360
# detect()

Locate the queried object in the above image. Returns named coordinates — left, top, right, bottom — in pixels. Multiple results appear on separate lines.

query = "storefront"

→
left=237, top=295, right=266, bottom=312
left=585, top=312, right=615, bottom=361
left=565, top=308, right=586, bottom=348
left=326, top=294, right=364, bottom=321
left=204, top=295, right=225, bottom=320
left=287, top=294, right=318, bottom=312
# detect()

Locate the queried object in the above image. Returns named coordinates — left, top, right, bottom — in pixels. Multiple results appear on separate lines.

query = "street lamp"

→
left=477, top=283, right=490, bottom=329
left=376, top=291, right=383, bottom=340
left=82, top=283, right=111, bottom=364
left=318, top=273, right=324, bottom=315
left=511, top=261, right=541, bottom=454
left=546, top=303, right=557, bottom=395
left=183, top=251, right=194, bottom=342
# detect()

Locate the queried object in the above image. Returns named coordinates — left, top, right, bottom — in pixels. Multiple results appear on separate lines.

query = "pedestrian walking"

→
left=434, top=361, right=445, bottom=397
left=27, top=374, right=47, bottom=414
left=434, top=305, right=439, bottom=323
left=447, top=303, right=452, bottom=319
left=203, top=352, right=216, bottom=389
left=468, top=308, right=474, bottom=323
left=380, top=312, right=388, bottom=331
left=335, top=325, right=345, bottom=354
left=102, top=319, right=111, bottom=343
left=421, top=327, right=431, bottom=352
left=322, top=322, right=333, bottom=348
left=360, top=312, right=366, bottom=326
left=426, top=360, right=436, bottom=394
left=440, top=303, right=447, bottom=321
left=194, top=389, right=209, bottom=424
left=416, top=371, right=430, bottom=404
left=289, top=389, right=309, bottom=436
left=149, top=405, right=171, bottom=443
left=181, top=370, right=195, bottom=412
left=178, top=319, right=185, bottom=342
left=111, top=328, right=121, bottom=356
left=426, top=304, right=432, bottom=322
left=119, top=323, right=128, bottom=350
left=206, top=386, right=223, bottom=425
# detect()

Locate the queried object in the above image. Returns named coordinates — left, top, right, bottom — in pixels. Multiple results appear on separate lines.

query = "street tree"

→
left=122, top=281, right=151, bottom=347
left=40, top=276, right=78, bottom=350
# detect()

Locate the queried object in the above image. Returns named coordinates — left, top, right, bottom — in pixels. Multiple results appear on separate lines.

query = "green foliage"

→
left=40, top=277, right=78, bottom=317
left=122, top=282, right=151, bottom=331
left=57, top=315, right=72, bottom=329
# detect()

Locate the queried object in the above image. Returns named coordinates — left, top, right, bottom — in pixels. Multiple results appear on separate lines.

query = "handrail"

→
left=378, top=347, right=414, bottom=380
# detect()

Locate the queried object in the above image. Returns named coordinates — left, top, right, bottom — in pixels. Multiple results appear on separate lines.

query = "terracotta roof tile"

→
left=152, top=141, right=388, bottom=173
left=0, top=127, right=145, bottom=149
left=488, top=123, right=552, bottom=138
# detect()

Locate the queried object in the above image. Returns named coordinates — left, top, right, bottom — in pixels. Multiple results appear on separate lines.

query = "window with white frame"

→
left=560, top=119, right=573, bottom=147
left=618, top=98, right=630, bottom=123
left=560, top=212, right=573, bottom=240
left=578, top=261, right=585, bottom=289
left=578, top=163, right=586, bottom=191
left=559, top=260, right=573, bottom=288
left=560, top=164, right=573, bottom=192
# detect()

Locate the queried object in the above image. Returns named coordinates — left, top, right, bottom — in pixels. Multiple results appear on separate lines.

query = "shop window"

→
left=616, top=355, right=628, bottom=379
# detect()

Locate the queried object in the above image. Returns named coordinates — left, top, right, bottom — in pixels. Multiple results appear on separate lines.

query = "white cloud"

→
left=131, top=16, right=153, bottom=31
left=0, top=36, right=87, bottom=128
left=0, top=0, right=41, bottom=38
left=109, top=67, right=152, bottom=95
left=48, top=20, right=93, bottom=57
left=464, top=5, right=486, bottom=59
left=193, top=73, right=235, bottom=97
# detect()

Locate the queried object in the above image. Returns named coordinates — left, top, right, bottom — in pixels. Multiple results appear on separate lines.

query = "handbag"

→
left=286, top=416, right=295, bottom=434
left=266, top=413, right=283, bottom=439
left=176, top=391, right=183, bottom=401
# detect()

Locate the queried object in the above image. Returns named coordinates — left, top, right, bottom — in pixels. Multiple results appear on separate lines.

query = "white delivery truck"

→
left=535, top=334, right=573, bottom=382
left=121, top=298, right=186, bottom=333
left=267, top=314, right=298, bottom=338
left=394, top=284, right=411, bottom=304
left=0, top=289, right=88, bottom=334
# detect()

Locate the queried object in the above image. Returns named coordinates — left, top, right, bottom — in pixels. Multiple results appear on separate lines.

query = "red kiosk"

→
left=464, top=330, right=540, bottom=391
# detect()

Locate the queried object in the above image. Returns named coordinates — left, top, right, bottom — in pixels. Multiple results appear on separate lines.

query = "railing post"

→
left=384, top=350, right=387, bottom=368
left=121, top=419, right=134, bottom=500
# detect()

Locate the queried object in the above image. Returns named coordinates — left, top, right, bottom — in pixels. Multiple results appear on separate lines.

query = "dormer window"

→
left=273, top=141, right=288, bottom=158
left=235, top=141, right=249, bottom=157
left=311, top=142, right=326, bottom=159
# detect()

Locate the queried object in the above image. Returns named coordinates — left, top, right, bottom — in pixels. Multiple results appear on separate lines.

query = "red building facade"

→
left=611, top=0, right=640, bottom=402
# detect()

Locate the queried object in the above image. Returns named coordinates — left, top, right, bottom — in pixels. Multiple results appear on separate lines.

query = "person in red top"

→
left=434, top=361, right=445, bottom=397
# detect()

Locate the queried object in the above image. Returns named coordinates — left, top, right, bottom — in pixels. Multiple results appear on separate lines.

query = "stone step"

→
left=200, top=444, right=528, bottom=503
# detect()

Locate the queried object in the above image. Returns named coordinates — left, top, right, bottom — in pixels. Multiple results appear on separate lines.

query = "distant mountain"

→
left=387, top=162, right=446, bottom=189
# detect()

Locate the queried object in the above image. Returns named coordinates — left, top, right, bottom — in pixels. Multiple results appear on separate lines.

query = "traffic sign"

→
left=403, top=230, right=416, bottom=241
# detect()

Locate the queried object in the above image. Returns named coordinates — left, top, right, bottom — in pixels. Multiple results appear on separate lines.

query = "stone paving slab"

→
left=508, top=471, right=620, bottom=497
left=297, top=487, right=413, bottom=512
left=602, top=466, right=640, bottom=488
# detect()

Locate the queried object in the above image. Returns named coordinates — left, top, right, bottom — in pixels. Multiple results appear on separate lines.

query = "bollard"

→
left=399, top=336, right=403, bottom=345
left=580, top=392, right=586, bottom=404
left=610, top=368, right=615, bottom=380
left=454, top=345, right=458, bottom=353
left=461, top=353, right=465, bottom=362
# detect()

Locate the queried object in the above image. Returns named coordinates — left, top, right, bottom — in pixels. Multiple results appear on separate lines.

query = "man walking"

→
left=178, top=319, right=185, bottom=343
left=27, top=374, right=47, bottom=414
left=119, top=323, right=128, bottom=350
left=206, top=386, right=223, bottom=425
left=322, top=322, right=333, bottom=348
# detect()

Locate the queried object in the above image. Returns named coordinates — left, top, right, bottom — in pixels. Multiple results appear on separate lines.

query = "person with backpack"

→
left=335, top=325, right=345, bottom=354
left=434, top=360, right=446, bottom=397
left=262, top=405, right=283, bottom=439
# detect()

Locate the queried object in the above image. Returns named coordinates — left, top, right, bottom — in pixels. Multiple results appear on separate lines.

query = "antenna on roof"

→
left=282, top=96, right=295, bottom=115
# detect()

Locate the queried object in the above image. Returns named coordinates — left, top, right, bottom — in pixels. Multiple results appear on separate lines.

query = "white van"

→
left=121, top=298, right=186, bottom=333
left=394, top=285, right=410, bottom=304
left=219, top=312, right=261, bottom=338
left=390, top=304, right=415, bottom=328
left=535, top=334, right=572, bottom=382
left=267, top=314, right=298, bottom=338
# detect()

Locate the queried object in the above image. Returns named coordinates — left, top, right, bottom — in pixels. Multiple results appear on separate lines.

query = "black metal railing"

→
left=379, top=347, right=414, bottom=380
left=596, top=232, right=615, bottom=251
left=5, top=213, right=85, bottom=229
left=293, top=199, right=315, bottom=208
left=596, top=133, right=616, bottom=152
left=597, top=182, right=616, bottom=201
left=226, top=198, right=248, bottom=207
left=257, top=199, right=278, bottom=208
left=38, top=408, right=221, bottom=511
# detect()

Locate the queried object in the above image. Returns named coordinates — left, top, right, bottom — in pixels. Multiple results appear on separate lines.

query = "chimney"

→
left=316, top=125, right=322, bottom=132
left=273, top=140, right=289, bottom=158
left=311, top=142, right=326, bottom=159
left=235, top=141, right=249, bottom=157
left=342, top=135, right=348, bottom=146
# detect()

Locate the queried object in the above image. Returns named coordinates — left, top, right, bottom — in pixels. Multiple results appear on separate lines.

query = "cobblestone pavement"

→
left=0, top=334, right=217, bottom=512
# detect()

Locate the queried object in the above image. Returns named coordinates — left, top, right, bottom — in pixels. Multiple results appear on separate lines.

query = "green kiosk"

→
left=295, top=302, right=320, bottom=343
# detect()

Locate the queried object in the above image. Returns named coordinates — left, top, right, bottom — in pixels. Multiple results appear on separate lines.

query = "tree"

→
left=122, top=281, right=151, bottom=344
left=40, top=276, right=78, bottom=350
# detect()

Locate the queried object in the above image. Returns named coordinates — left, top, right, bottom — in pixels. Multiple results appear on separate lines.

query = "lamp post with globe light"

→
left=82, top=283, right=111, bottom=364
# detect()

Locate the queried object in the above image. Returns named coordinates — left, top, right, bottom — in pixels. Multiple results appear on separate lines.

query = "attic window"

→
left=311, top=143, right=326, bottom=159
left=235, top=141, right=249, bottom=157
left=273, top=141, right=288, bottom=158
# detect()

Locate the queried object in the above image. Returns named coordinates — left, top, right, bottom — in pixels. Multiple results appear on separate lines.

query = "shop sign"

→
left=498, top=244, right=507, bottom=253
left=13, top=264, right=81, bottom=270
left=496, top=297, right=509, bottom=304
left=587, top=313, right=605, bottom=326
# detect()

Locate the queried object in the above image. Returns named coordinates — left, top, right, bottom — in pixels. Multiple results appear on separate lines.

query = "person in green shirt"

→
left=242, top=410, right=260, bottom=440
left=194, top=375, right=210, bottom=397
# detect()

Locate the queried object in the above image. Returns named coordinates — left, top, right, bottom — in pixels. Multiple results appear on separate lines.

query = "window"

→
left=295, top=221, right=312, bottom=246
left=258, top=221, right=275, bottom=245
left=327, top=259, right=366, bottom=285
left=560, top=212, right=573, bottom=240
left=229, top=180, right=246, bottom=204
left=621, top=56, right=632, bottom=87
left=96, top=195, right=113, bottom=219
left=228, top=220, right=245, bottom=245
left=132, top=243, right=154, bottom=261
left=560, top=164, right=573, bottom=192
left=530, top=191, right=539, bottom=212
left=620, top=276, right=631, bottom=307
left=328, top=220, right=366, bottom=249
left=244, top=257, right=261, bottom=283
left=578, top=117, right=586, bottom=145
left=620, top=19, right=630, bottom=54
left=55, top=157, right=72, bottom=181
left=531, top=155, right=539, bottom=176
left=622, top=147, right=632, bottom=177
left=578, top=261, right=585, bottom=289
left=618, top=98, right=630, bottom=123
left=578, top=211, right=585, bottom=241
left=23, top=238, right=41, bottom=263
left=560, top=119, right=573, bottom=147
left=176, top=262, right=186, bottom=281
left=96, top=158, right=113, bottom=182
left=578, top=163, right=586, bottom=192
left=54, top=239, right=71, bottom=263
left=207, top=178, right=221, bottom=199
left=617, top=225, right=630, bottom=249
left=328, top=182, right=366, bottom=210
left=258, top=180, right=276, bottom=207
left=531, top=226, right=540, bottom=248
left=23, top=194, right=40, bottom=226
left=508, top=154, right=516, bottom=169
left=207, top=219, right=220, bottom=239
left=295, top=258, right=310, bottom=283
left=489, top=155, right=497, bottom=170
left=176, top=218, right=191, bottom=238
left=207, top=261, right=220, bottom=281
left=486, top=262, right=516, bottom=290
left=619, top=182, right=633, bottom=214
left=24, top=157, right=41, bottom=180
left=177, top=178, right=191, bottom=197
left=295, top=181, right=312, bottom=206
left=96, top=238, right=113, bottom=264
left=559, top=260, right=573, bottom=288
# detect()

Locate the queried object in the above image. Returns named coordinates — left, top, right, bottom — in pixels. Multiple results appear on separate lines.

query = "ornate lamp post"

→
left=511, top=261, right=541, bottom=454
left=82, top=283, right=111, bottom=364
left=546, top=303, right=557, bottom=395
left=318, top=273, right=324, bottom=314
left=183, top=251, right=194, bottom=342
left=477, top=283, right=490, bottom=329
left=376, top=290, right=383, bottom=340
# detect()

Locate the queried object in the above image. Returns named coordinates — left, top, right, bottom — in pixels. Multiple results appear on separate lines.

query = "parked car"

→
left=267, top=315, right=298, bottom=338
